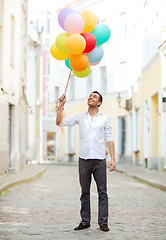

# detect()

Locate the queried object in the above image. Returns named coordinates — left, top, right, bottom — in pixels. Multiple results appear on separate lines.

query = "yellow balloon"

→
left=66, top=34, right=86, bottom=55
left=81, top=10, right=97, bottom=33
left=50, top=43, right=70, bottom=60
left=56, top=32, right=70, bottom=54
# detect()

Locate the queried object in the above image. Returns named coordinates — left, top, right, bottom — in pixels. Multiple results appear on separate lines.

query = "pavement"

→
left=0, top=161, right=166, bottom=194
left=0, top=164, right=47, bottom=194
left=0, top=164, right=166, bottom=240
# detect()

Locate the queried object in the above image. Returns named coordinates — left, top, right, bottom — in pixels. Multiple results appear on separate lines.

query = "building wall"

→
left=0, top=102, right=9, bottom=174
left=132, top=55, right=162, bottom=169
left=27, top=33, right=42, bottom=163
left=27, top=43, right=37, bottom=161
left=0, top=0, right=28, bottom=174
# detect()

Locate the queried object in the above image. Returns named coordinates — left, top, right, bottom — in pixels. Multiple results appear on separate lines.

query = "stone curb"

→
left=0, top=167, right=47, bottom=194
left=132, top=175, right=166, bottom=191
left=116, top=168, right=166, bottom=191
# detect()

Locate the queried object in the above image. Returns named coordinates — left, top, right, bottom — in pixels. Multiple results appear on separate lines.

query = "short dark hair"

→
left=92, top=91, right=103, bottom=107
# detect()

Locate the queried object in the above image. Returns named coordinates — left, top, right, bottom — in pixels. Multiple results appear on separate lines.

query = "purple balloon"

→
left=58, top=7, right=75, bottom=30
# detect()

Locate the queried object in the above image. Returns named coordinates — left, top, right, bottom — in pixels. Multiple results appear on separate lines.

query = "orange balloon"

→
left=69, top=53, right=89, bottom=71
left=50, top=43, right=70, bottom=60
left=66, top=34, right=86, bottom=55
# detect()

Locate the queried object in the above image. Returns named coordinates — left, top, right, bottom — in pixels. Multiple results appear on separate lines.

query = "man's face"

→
left=87, top=93, right=101, bottom=108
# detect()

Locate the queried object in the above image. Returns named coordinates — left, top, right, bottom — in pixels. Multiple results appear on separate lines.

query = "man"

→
left=56, top=91, right=116, bottom=232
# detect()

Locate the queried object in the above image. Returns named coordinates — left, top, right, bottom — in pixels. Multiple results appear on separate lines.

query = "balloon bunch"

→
left=50, top=7, right=111, bottom=78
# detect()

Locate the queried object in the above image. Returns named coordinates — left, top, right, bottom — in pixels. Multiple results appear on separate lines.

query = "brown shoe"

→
left=100, top=224, right=109, bottom=232
left=74, top=223, right=90, bottom=231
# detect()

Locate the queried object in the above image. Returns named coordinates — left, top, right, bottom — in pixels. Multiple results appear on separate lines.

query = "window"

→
left=87, top=71, right=92, bottom=97
left=67, top=126, right=76, bottom=162
left=69, top=75, right=75, bottom=100
left=135, top=108, right=140, bottom=150
left=47, top=18, right=50, bottom=34
left=10, top=15, right=15, bottom=68
left=133, top=108, right=140, bottom=151
left=128, top=113, right=133, bottom=154
left=20, top=5, right=26, bottom=78
left=100, top=66, right=107, bottom=94
left=0, top=0, right=3, bottom=83
left=119, top=61, right=127, bottom=89
left=144, top=100, right=149, bottom=158
left=47, top=57, right=50, bottom=75
left=120, top=12, right=126, bottom=40
left=119, top=117, right=126, bottom=155
left=55, top=86, right=59, bottom=103
left=0, top=0, right=3, bottom=26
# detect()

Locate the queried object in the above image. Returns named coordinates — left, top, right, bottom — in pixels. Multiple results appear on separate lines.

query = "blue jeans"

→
left=79, top=158, right=108, bottom=226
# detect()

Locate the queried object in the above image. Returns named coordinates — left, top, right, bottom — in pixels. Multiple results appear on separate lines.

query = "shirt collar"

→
left=86, top=109, right=103, bottom=116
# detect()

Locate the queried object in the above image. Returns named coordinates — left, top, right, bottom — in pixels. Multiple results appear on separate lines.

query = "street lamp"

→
left=1, top=88, right=15, bottom=97
left=117, top=92, right=132, bottom=111
left=1, top=88, right=7, bottom=95
left=117, top=92, right=122, bottom=108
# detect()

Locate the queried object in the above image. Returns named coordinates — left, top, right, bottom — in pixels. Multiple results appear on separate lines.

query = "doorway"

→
left=47, top=132, right=55, bottom=161
left=119, top=117, right=126, bottom=156
left=8, top=104, right=14, bottom=167
left=150, top=93, right=159, bottom=169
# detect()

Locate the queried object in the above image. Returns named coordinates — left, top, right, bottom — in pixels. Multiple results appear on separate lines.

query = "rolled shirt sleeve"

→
left=104, top=116, right=114, bottom=142
left=63, top=113, right=80, bottom=127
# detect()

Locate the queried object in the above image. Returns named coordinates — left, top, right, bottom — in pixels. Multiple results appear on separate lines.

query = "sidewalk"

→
left=0, top=164, right=47, bottom=194
left=116, top=163, right=166, bottom=191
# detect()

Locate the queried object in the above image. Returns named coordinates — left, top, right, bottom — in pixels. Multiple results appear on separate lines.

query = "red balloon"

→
left=82, top=33, right=96, bottom=53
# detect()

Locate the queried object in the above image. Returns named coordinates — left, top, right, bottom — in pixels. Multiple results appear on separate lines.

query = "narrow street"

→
left=0, top=165, right=166, bottom=240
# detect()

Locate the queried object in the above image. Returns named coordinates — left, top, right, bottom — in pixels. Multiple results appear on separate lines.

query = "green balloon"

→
left=91, top=24, right=111, bottom=46
left=73, top=65, right=90, bottom=78
left=65, top=59, right=71, bottom=69
left=56, top=32, right=70, bottom=54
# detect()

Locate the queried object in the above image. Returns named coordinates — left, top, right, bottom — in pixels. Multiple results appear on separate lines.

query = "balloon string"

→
left=65, top=68, right=72, bottom=94
left=59, top=69, right=72, bottom=133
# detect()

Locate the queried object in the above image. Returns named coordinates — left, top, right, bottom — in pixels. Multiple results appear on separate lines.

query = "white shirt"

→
left=63, top=110, right=114, bottom=160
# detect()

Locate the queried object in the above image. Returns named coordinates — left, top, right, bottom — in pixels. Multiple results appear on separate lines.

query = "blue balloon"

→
left=91, top=24, right=111, bottom=46
left=65, top=58, right=71, bottom=69
left=85, top=46, right=104, bottom=64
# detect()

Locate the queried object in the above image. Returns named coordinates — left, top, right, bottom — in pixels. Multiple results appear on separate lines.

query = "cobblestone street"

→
left=0, top=165, right=166, bottom=240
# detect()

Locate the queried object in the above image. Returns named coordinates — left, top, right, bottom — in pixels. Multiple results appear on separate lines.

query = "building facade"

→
left=0, top=0, right=28, bottom=174
left=27, top=25, right=42, bottom=163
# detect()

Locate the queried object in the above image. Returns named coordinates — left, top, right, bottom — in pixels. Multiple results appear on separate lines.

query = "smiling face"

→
left=87, top=92, right=102, bottom=108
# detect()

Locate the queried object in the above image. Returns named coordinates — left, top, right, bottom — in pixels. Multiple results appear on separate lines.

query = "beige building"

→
left=0, top=0, right=28, bottom=174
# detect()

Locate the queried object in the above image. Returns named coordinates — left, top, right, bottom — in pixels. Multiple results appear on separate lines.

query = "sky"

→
left=28, top=0, right=76, bottom=20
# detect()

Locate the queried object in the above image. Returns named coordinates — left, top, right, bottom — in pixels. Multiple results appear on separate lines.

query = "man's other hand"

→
left=109, top=160, right=116, bottom=172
